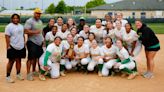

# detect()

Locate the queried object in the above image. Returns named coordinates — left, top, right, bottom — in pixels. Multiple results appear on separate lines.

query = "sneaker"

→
left=143, top=72, right=154, bottom=79
left=6, top=76, right=15, bottom=83
left=33, top=71, right=39, bottom=77
left=27, top=73, right=34, bottom=81
left=142, top=71, right=149, bottom=76
left=98, top=71, right=102, bottom=77
left=39, top=74, right=46, bottom=81
left=60, top=71, right=66, bottom=77
left=17, top=74, right=24, bottom=80
left=127, top=73, right=137, bottom=80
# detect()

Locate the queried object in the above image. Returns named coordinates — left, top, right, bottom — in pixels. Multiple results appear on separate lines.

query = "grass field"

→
left=0, top=23, right=164, bottom=34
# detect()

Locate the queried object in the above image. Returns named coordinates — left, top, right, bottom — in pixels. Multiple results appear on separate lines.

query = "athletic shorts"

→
left=27, top=41, right=43, bottom=60
left=145, top=47, right=160, bottom=51
left=7, top=46, right=26, bottom=60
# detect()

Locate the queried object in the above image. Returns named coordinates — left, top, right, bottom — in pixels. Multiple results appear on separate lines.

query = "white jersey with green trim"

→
left=90, top=46, right=101, bottom=56
left=116, top=47, right=130, bottom=61
left=114, top=27, right=126, bottom=41
left=122, top=30, right=138, bottom=46
left=61, top=40, right=71, bottom=50
left=74, top=44, right=89, bottom=57
left=84, top=39, right=96, bottom=48
left=46, top=43, right=62, bottom=62
left=100, top=45, right=117, bottom=59
left=45, top=31, right=57, bottom=42
left=103, top=29, right=115, bottom=39
left=56, top=30, right=70, bottom=40
left=90, top=25, right=105, bottom=43
left=79, top=30, right=89, bottom=40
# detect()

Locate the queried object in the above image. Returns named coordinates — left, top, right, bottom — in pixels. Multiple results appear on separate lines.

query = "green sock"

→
left=40, top=69, right=46, bottom=74
left=132, top=61, right=138, bottom=72
left=122, top=67, right=133, bottom=74
left=60, top=64, right=65, bottom=72
left=98, top=64, right=103, bottom=72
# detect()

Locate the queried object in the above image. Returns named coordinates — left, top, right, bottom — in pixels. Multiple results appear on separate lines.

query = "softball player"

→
left=60, top=34, right=76, bottom=76
left=84, top=32, right=96, bottom=48
left=74, top=36, right=90, bottom=72
left=67, top=18, right=76, bottom=31
left=87, top=40, right=103, bottom=76
left=79, top=24, right=90, bottom=40
left=45, top=26, right=58, bottom=47
left=39, top=37, right=62, bottom=80
left=122, top=23, right=142, bottom=58
left=56, top=24, right=70, bottom=40
left=101, top=37, right=117, bottom=77
left=114, top=20, right=126, bottom=42
left=90, top=19, right=105, bottom=44
left=114, top=39, right=137, bottom=80
left=55, top=16, right=63, bottom=31
left=103, top=21, right=115, bottom=43
left=116, top=13, right=128, bottom=27
left=70, top=27, right=80, bottom=43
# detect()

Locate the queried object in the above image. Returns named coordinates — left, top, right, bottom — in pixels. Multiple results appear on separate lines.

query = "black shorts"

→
left=27, top=41, right=43, bottom=60
left=7, top=46, right=26, bottom=60
left=145, top=46, right=160, bottom=51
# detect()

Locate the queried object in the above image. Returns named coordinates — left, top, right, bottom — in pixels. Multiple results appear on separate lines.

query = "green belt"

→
left=148, top=43, right=160, bottom=49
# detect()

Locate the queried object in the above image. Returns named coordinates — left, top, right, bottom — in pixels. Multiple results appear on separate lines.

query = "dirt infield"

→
left=0, top=33, right=164, bottom=92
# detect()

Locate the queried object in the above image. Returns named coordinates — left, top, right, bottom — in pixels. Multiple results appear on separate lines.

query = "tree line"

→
left=45, top=0, right=106, bottom=14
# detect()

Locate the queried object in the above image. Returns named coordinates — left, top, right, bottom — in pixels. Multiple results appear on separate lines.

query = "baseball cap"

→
left=34, top=8, right=42, bottom=14
left=79, top=17, right=86, bottom=21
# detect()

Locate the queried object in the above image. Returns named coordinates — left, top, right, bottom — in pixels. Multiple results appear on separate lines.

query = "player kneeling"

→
left=114, top=39, right=137, bottom=80
left=74, top=36, right=90, bottom=73
left=60, top=34, right=76, bottom=76
left=87, top=40, right=103, bottom=76
left=101, top=37, right=117, bottom=77
left=39, top=37, right=62, bottom=80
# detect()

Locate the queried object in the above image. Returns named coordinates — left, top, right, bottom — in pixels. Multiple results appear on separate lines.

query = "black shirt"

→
left=137, top=24, right=159, bottom=48
left=43, top=25, right=53, bottom=37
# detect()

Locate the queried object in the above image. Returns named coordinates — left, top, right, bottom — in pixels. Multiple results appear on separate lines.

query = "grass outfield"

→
left=0, top=23, right=164, bottom=34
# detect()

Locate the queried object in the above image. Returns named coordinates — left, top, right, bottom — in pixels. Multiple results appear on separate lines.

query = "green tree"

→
left=45, top=3, right=56, bottom=14
left=86, top=0, right=106, bottom=12
left=55, top=0, right=66, bottom=14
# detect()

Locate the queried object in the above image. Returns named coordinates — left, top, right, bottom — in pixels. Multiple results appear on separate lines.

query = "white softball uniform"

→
left=39, top=43, right=62, bottom=78
left=84, top=39, right=97, bottom=48
left=74, top=44, right=90, bottom=66
left=103, top=29, right=116, bottom=43
left=101, top=45, right=118, bottom=76
left=114, top=27, right=126, bottom=42
left=90, top=25, right=105, bottom=44
left=87, top=46, right=103, bottom=71
left=73, top=34, right=80, bottom=43
left=121, top=19, right=128, bottom=27
left=56, top=30, right=70, bottom=40
left=114, top=47, right=135, bottom=70
left=54, top=23, right=62, bottom=31
left=122, top=30, right=142, bottom=58
left=79, top=30, right=89, bottom=40
left=45, top=31, right=57, bottom=43
left=60, top=40, right=76, bottom=69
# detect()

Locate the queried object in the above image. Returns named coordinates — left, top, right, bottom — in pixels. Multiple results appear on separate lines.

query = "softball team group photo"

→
left=4, top=8, right=160, bottom=83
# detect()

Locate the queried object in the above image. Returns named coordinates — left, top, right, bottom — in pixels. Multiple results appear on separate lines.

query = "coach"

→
left=24, top=8, right=44, bottom=81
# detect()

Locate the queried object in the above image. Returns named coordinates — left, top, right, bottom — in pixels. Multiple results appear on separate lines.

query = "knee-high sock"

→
left=40, top=69, right=46, bottom=74
left=132, top=61, right=138, bottom=72
left=98, top=64, right=103, bottom=72
left=60, top=64, right=65, bottom=72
